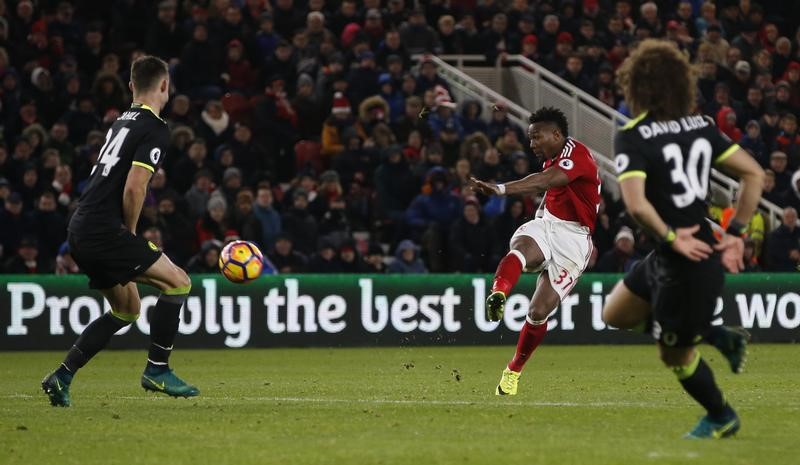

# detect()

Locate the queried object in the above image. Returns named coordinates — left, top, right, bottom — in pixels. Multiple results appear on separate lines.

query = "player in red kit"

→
left=471, top=107, right=600, bottom=395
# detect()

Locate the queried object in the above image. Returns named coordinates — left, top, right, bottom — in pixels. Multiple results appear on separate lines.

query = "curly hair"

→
left=616, top=39, right=696, bottom=120
left=528, top=106, right=569, bottom=137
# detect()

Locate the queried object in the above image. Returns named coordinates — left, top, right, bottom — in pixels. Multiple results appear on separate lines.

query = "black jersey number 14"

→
left=91, top=127, right=130, bottom=177
left=662, top=137, right=712, bottom=208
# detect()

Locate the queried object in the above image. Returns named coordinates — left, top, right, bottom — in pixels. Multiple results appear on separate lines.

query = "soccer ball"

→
left=219, top=240, right=264, bottom=283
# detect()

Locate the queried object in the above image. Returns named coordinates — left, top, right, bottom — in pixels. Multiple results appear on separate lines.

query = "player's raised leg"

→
left=660, top=345, right=740, bottom=439
left=135, top=254, right=198, bottom=398
left=487, top=235, right=546, bottom=321
left=497, top=270, right=560, bottom=396
left=42, top=283, right=141, bottom=407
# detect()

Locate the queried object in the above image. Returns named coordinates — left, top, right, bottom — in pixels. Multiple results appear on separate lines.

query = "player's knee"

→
left=114, top=294, right=141, bottom=317
left=659, top=346, right=693, bottom=367
left=165, top=267, right=191, bottom=295
left=528, top=303, right=552, bottom=322
left=601, top=306, right=621, bottom=327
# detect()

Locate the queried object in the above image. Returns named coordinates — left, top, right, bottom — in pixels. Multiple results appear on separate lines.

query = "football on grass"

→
left=219, top=240, right=264, bottom=283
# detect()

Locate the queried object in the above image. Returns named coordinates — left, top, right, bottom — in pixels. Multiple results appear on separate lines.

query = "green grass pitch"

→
left=1, top=345, right=798, bottom=465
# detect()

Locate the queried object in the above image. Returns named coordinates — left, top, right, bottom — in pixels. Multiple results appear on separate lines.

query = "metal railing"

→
left=415, top=53, right=783, bottom=230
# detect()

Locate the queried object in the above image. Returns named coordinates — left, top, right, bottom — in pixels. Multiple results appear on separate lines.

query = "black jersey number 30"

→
left=662, top=137, right=712, bottom=208
left=91, top=127, right=130, bottom=177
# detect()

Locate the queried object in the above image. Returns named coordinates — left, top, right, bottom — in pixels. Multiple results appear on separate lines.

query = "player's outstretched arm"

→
left=469, top=167, right=568, bottom=197
left=122, top=165, right=154, bottom=234
left=713, top=148, right=765, bottom=272
left=620, top=176, right=712, bottom=262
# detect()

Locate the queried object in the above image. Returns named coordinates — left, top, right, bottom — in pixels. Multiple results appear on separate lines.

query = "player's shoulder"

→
left=564, top=137, right=592, bottom=158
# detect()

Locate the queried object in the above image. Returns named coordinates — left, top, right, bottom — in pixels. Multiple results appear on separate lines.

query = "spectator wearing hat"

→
left=728, top=60, right=753, bottom=102
left=307, top=238, right=342, bottom=273
left=355, top=95, right=390, bottom=140
left=268, top=234, right=307, bottom=273
left=594, top=226, right=640, bottom=273
left=2, top=236, right=52, bottom=274
left=196, top=194, right=234, bottom=249
left=400, top=8, right=441, bottom=55
left=387, top=239, right=427, bottom=273
left=545, top=31, right=575, bottom=73
left=486, top=103, right=524, bottom=144
left=448, top=196, right=494, bottom=272
left=520, top=34, right=541, bottom=63
left=732, top=21, right=761, bottom=61
left=769, top=150, right=792, bottom=198
left=321, top=92, right=355, bottom=157
left=716, top=106, right=742, bottom=142
left=281, top=188, right=319, bottom=255
left=427, top=86, right=463, bottom=140
left=144, top=0, right=184, bottom=61
left=338, top=240, right=366, bottom=273
left=186, top=239, right=223, bottom=273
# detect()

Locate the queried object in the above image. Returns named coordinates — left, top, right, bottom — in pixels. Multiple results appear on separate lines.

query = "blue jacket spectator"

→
left=387, top=240, right=427, bottom=273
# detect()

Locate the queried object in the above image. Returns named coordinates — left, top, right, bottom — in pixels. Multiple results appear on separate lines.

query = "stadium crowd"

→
left=0, top=0, right=799, bottom=275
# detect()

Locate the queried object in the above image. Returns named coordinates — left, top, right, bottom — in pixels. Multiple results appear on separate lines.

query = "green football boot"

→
left=141, top=368, right=200, bottom=398
left=685, top=412, right=740, bottom=439
left=41, top=372, right=71, bottom=407
left=486, top=291, right=507, bottom=322
left=708, top=326, right=750, bottom=374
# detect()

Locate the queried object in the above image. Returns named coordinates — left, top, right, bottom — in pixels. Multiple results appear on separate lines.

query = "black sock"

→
left=674, top=353, right=731, bottom=420
left=147, top=294, right=186, bottom=370
left=57, top=312, right=134, bottom=383
left=704, top=325, right=726, bottom=346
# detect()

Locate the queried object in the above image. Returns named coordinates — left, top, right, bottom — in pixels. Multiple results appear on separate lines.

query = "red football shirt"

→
left=542, top=138, right=601, bottom=233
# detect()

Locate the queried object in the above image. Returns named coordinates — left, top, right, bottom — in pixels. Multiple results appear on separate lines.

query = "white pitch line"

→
left=7, top=394, right=800, bottom=409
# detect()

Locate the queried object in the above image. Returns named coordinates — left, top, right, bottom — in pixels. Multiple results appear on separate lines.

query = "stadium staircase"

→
left=418, top=54, right=784, bottom=230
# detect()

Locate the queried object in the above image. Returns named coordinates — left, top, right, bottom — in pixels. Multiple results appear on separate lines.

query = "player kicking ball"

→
left=471, top=107, right=600, bottom=396
left=42, top=56, right=199, bottom=407
left=601, top=40, right=764, bottom=438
